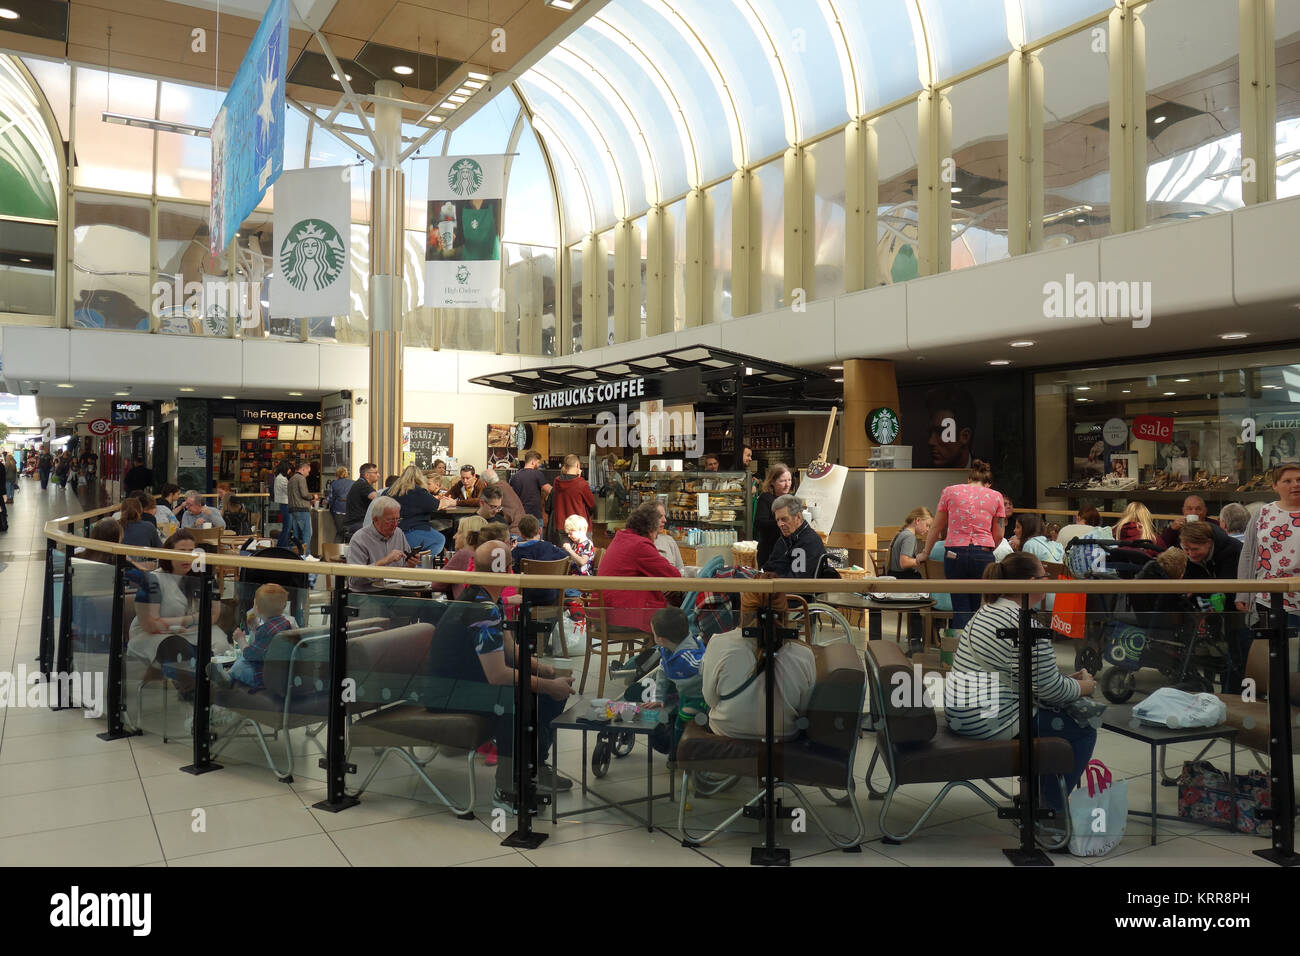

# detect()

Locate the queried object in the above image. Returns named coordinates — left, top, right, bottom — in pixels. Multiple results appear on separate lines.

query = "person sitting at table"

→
left=762, top=494, right=833, bottom=581
left=443, top=515, right=487, bottom=599
left=178, top=491, right=226, bottom=530
left=755, top=463, right=794, bottom=568
left=888, top=507, right=932, bottom=579
left=127, top=530, right=231, bottom=673
left=388, top=464, right=453, bottom=558
left=1055, top=506, right=1101, bottom=551
left=422, top=540, right=574, bottom=812
left=345, top=497, right=421, bottom=593
left=597, top=500, right=682, bottom=631
left=653, top=501, right=685, bottom=572
left=477, top=485, right=510, bottom=526
left=480, top=467, right=524, bottom=536
left=210, top=582, right=294, bottom=693
left=512, top=515, right=569, bottom=606
left=701, top=591, right=816, bottom=742
left=944, top=552, right=1096, bottom=821
left=450, top=464, right=485, bottom=506
left=119, top=496, right=162, bottom=550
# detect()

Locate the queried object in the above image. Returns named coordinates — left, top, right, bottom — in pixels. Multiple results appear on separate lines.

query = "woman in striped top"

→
left=944, top=552, right=1097, bottom=812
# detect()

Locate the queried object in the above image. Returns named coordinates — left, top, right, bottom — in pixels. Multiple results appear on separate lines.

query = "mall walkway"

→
left=0, top=476, right=1277, bottom=867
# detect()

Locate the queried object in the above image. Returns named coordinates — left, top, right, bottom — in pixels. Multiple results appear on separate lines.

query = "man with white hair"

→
left=178, top=491, right=226, bottom=529
left=346, top=496, right=421, bottom=592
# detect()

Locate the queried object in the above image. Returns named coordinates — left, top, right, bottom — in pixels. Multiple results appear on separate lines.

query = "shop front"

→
left=1034, top=346, right=1296, bottom=513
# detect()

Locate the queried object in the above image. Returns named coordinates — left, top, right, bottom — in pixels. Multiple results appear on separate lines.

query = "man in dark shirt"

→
left=342, top=462, right=379, bottom=538
left=512, top=514, right=569, bottom=605
left=122, top=458, right=154, bottom=496
left=762, top=494, right=833, bottom=580
left=38, top=449, right=53, bottom=489
left=509, top=450, right=552, bottom=521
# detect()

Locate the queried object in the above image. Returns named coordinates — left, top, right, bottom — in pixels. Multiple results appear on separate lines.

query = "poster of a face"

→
left=1266, top=430, right=1298, bottom=469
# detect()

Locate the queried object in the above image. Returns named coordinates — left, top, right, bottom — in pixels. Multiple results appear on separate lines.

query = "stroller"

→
left=1063, top=536, right=1159, bottom=675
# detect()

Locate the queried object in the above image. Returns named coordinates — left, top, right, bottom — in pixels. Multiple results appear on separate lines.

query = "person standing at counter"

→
left=921, top=459, right=1006, bottom=631
left=754, top=463, right=793, bottom=568
left=547, top=454, right=595, bottom=545
left=510, top=450, right=552, bottom=521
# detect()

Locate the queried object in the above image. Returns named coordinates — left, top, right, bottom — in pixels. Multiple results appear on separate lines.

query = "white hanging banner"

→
left=424, top=155, right=504, bottom=309
left=271, top=166, right=351, bottom=318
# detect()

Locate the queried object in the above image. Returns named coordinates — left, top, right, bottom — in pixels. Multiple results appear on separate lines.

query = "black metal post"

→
left=313, top=581, right=359, bottom=810
left=181, top=570, right=221, bottom=775
left=750, top=606, right=793, bottom=866
left=97, top=552, right=137, bottom=740
left=38, top=536, right=56, bottom=676
left=998, top=596, right=1052, bottom=866
left=1255, top=592, right=1298, bottom=866
left=731, top=369, right=746, bottom=472
left=52, top=544, right=75, bottom=709
left=503, top=603, right=548, bottom=848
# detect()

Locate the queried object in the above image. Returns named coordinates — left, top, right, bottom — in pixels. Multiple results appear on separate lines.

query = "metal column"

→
left=368, top=79, right=406, bottom=481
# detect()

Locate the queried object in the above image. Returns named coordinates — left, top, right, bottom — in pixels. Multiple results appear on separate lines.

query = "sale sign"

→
left=1132, top=414, right=1174, bottom=443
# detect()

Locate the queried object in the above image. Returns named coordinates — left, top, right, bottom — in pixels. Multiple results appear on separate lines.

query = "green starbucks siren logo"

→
left=448, top=157, right=484, bottom=197
left=280, top=219, right=346, bottom=292
left=868, top=407, right=900, bottom=445
left=456, top=263, right=471, bottom=283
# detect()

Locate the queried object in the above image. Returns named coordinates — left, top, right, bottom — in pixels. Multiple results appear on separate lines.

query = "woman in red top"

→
left=921, top=459, right=1006, bottom=631
left=596, top=501, right=681, bottom=631
left=547, top=454, right=596, bottom=544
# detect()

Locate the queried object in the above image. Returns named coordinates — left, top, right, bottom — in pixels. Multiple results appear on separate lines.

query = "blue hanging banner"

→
left=209, top=0, right=288, bottom=253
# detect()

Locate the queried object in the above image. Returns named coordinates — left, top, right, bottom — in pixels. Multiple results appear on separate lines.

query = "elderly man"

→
left=762, top=493, right=830, bottom=579
left=346, top=497, right=421, bottom=592
left=1156, top=495, right=1220, bottom=550
left=178, top=491, right=226, bottom=529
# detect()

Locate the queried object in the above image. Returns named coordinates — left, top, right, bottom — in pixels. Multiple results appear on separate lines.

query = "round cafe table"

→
left=816, top=592, right=935, bottom=644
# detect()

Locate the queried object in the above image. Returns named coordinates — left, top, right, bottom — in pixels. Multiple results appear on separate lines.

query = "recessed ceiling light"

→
left=1163, top=391, right=1176, bottom=396
left=1075, top=386, right=1091, bottom=391
left=288, top=391, right=303, bottom=396
left=18, top=257, right=30, bottom=263
left=114, top=391, right=129, bottom=396
left=463, top=80, right=484, bottom=90
left=178, top=387, right=196, bottom=392
left=57, top=383, right=74, bottom=388
left=544, top=0, right=579, bottom=10
left=467, top=71, right=490, bottom=82
left=330, top=72, right=352, bottom=82
left=988, top=359, right=1011, bottom=366
left=950, top=186, right=962, bottom=194
left=1153, top=115, right=1167, bottom=124
left=951, top=199, right=961, bottom=205
left=447, top=94, right=467, bottom=104
left=1009, top=340, right=1035, bottom=348
left=392, top=65, right=414, bottom=76
left=832, top=378, right=844, bottom=384
left=0, top=9, right=18, bottom=20
left=828, top=364, right=843, bottom=371
left=1174, top=378, right=1190, bottom=383
left=1263, top=384, right=1281, bottom=390
left=1121, top=389, right=1131, bottom=394
left=1219, top=332, right=1248, bottom=340
left=1077, top=398, right=1089, bottom=403
left=221, top=395, right=236, bottom=400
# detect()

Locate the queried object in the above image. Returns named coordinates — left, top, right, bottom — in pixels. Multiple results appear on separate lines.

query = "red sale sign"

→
left=1132, top=414, right=1173, bottom=443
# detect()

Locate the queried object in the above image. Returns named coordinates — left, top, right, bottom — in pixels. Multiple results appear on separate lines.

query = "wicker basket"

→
left=835, top=567, right=872, bottom=581
left=732, top=543, right=758, bottom=568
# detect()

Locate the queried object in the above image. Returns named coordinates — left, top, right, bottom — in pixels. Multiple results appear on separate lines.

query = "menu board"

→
left=402, top=423, right=453, bottom=470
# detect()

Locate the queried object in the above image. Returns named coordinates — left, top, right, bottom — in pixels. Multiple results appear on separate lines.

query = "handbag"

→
left=1132, top=687, right=1226, bottom=729
left=1068, top=759, right=1128, bottom=856
left=1050, top=589, right=1088, bottom=640
left=1177, top=760, right=1272, bottom=835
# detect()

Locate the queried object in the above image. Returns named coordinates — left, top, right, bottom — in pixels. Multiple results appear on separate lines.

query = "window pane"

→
left=569, top=244, right=582, bottom=353
left=1276, top=5, right=1300, bottom=199
left=919, top=0, right=1014, bottom=82
left=597, top=227, right=615, bottom=346
left=0, top=219, right=55, bottom=315
left=0, top=57, right=60, bottom=220
left=403, top=229, right=432, bottom=349
left=338, top=222, right=369, bottom=344
left=947, top=64, right=1010, bottom=269
left=629, top=214, right=647, bottom=339
left=754, top=159, right=784, bottom=311
left=503, top=241, right=555, bottom=356
left=665, top=197, right=686, bottom=329
left=875, top=105, right=920, bottom=286
left=155, top=201, right=230, bottom=337
left=705, top=182, right=731, bottom=322
left=155, top=82, right=220, bottom=201
left=808, top=132, right=845, bottom=300
left=519, top=76, right=619, bottom=229
left=73, top=68, right=157, bottom=192
left=22, top=57, right=70, bottom=143
left=402, top=128, right=445, bottom=229
left=1040, top=28, right=1111, bottom=245
left=72, top=192, right=152, bottom=331
left=1142, top=0, right=1243, bottom=225
left=749, top=0, right=850, bottom=139
left=308, top=126, right=370, bottom=221
left=536, top=123, right=590, bottom=243
left=834, top=0, right=924, bottom=112
left=1021, top=0, right=1112, bottom=45
left=504, top=124, right=557, bottom=247
left=445, top=86, right=518, bottom=156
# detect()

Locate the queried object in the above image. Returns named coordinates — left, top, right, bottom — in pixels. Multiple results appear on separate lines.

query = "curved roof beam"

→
left=586, top=14, right=701, bottom=190
left=657, top=0, right=747, bottom=168
left=530, top=114, right=594, bottom=240
left=906, top=0, right=937, bottom=88
left=545, top=43, right=662, bottom=206
left=821, top=0, right=864, bottom=118
left=511, top=83, right=569, bottom=253
left=734, top=0, right=800, bottom=146
left=525, top=71, right=626, bottom=224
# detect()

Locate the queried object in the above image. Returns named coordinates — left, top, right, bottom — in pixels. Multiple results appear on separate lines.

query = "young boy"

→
left=640, top=607, right=707, bottom=759
left=213, top=583, right=294, bottom=692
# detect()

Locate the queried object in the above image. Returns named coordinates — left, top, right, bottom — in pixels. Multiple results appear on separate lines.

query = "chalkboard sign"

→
left=402, top=423, right=453, bottom=470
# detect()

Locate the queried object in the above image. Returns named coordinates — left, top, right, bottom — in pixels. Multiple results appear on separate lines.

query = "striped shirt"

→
left=944, top=598, right=1079, bottom=741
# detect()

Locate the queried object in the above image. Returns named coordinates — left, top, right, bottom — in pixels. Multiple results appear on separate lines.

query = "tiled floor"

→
left=0, top=478, right=1290, bottom=866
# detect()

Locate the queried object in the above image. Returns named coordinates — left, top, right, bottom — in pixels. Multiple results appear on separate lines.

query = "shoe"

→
left=535, top=762, right=574, bottom=792
left=207, top=661, right=232, bottom=687
left=608, top=659, right=638, bottom=680
left=476, top=741, right=498, bottom=766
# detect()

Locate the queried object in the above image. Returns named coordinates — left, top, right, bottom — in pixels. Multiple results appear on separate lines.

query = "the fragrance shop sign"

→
left=236, top=402, right=322, bottom=426
left=530, top=377, right=648, bottom=412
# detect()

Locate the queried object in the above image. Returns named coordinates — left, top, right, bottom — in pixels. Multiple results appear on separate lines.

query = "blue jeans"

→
left=286, top=510, right=313, bottom=551
left=945, top=545, right=997, bottom=631
left=230, top=657, right=261, bottom=690
left=403, top=527, right=446, bottom=557
left=1030, top=706, right=1097, bottom=813
left=275, top=504, right=290, bottom=547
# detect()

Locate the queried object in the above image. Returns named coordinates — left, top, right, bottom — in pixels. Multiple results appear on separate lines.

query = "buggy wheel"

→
left=1100, top=667, right=1135, bottom=703
left=591, top=737, right=612, bottom=778
left=1074, top=644, right=1103, bottom=675
left=612, top=730, right=635, bottom=757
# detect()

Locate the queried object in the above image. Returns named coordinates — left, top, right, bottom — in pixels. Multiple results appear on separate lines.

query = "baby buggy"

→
left=1063, top=536, right=1158, bottom=675
left=1095, top=595, right=1230, bottom=702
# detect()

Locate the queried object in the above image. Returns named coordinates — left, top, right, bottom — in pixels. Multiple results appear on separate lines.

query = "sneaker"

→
left=535, top=763, right=574, bottom=792
left=476, top=741, right=499, bottom=766
left=607, top=659, right=639, bottom=680
left=207, top=661, right=232, bottom=687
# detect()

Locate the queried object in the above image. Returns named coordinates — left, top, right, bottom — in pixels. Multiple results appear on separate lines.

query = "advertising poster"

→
left=272, top=167, right=351, bottom=318
left=424, top=155, right=504, bottom=309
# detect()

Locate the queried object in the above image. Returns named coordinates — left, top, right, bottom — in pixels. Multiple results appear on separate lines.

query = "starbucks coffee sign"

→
left=868, top=407, right=900, bottom=445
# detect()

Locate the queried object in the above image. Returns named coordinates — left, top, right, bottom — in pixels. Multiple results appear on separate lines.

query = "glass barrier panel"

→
left=67, top=551, right=115, bottom=718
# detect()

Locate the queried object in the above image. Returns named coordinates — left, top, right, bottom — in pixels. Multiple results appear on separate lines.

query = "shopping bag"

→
left=1177, top=760, right=1272, bottom=835
left=1132, top=687, right=1226, bottom=729
left=1068, top=759, right=1128, bottom=856
left=1050, top=589, right=1088, bottom=640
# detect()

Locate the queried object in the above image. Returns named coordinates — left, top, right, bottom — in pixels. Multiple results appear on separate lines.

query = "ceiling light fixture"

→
left=1219, top=332, right=1248, bottom=340
left=828, top=364, right=843, bottom=371
left=102, top=112, right=209, bottom=137
left=18, top=257, right=30, bottom=263
left=1163, top=391, right=1176, bottom=396
left=392, top=65, right=414, bottom=76
left=1153, top=115, right=1167, bottom=124
left=988, top=360, right=1011, bottom=366
left=467, top=71, right=490, bottom=81
left=1175, top=378, right=1190, bottom=383
left=57, top=383, right=74, bottom=388
left=331, top=72, right=352, bottom=82
left=1009, top=340, right=1035, bottom=348
left=0, top=8, right=18, bottom=20
left=544, top=0, right=579, bottom=10
left=288, top=391, right=304, bottom=396
left=1121, top=389, right=1131, bottom=394
left=1075, top=386, right=1091, bottom=391
left=178, top=387, right=195, bottom=392
left=832, top=377, right=844, bottom=384
left=114, top=391, right=129, bottom=396
left=221, top=395, right=236, bottom=400
left=950, top=186, right=962, bottom=194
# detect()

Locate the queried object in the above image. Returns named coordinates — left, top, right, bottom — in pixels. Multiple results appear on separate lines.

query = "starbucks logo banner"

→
left=424, top=155, right=504, bottom=310
left=868, top=407, right=900, bottom=445
left=271, top=166, right=351, bottom=318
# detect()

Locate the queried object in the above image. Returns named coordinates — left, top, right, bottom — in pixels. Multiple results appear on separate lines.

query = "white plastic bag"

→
left=1068, top=759, right=1128, bottom=857
left=1133, top=687, right=1226, bottom=729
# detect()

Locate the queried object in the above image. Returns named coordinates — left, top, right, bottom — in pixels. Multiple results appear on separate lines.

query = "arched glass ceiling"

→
left=513, top=0, right=1115, bottom=233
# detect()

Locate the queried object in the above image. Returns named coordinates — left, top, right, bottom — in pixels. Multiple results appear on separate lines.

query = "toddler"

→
left=223, top=583, right=294, bottom=692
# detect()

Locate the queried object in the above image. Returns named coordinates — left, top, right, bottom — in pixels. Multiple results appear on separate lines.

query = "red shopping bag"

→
left=1050, top=586, right=1087, bottom=639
